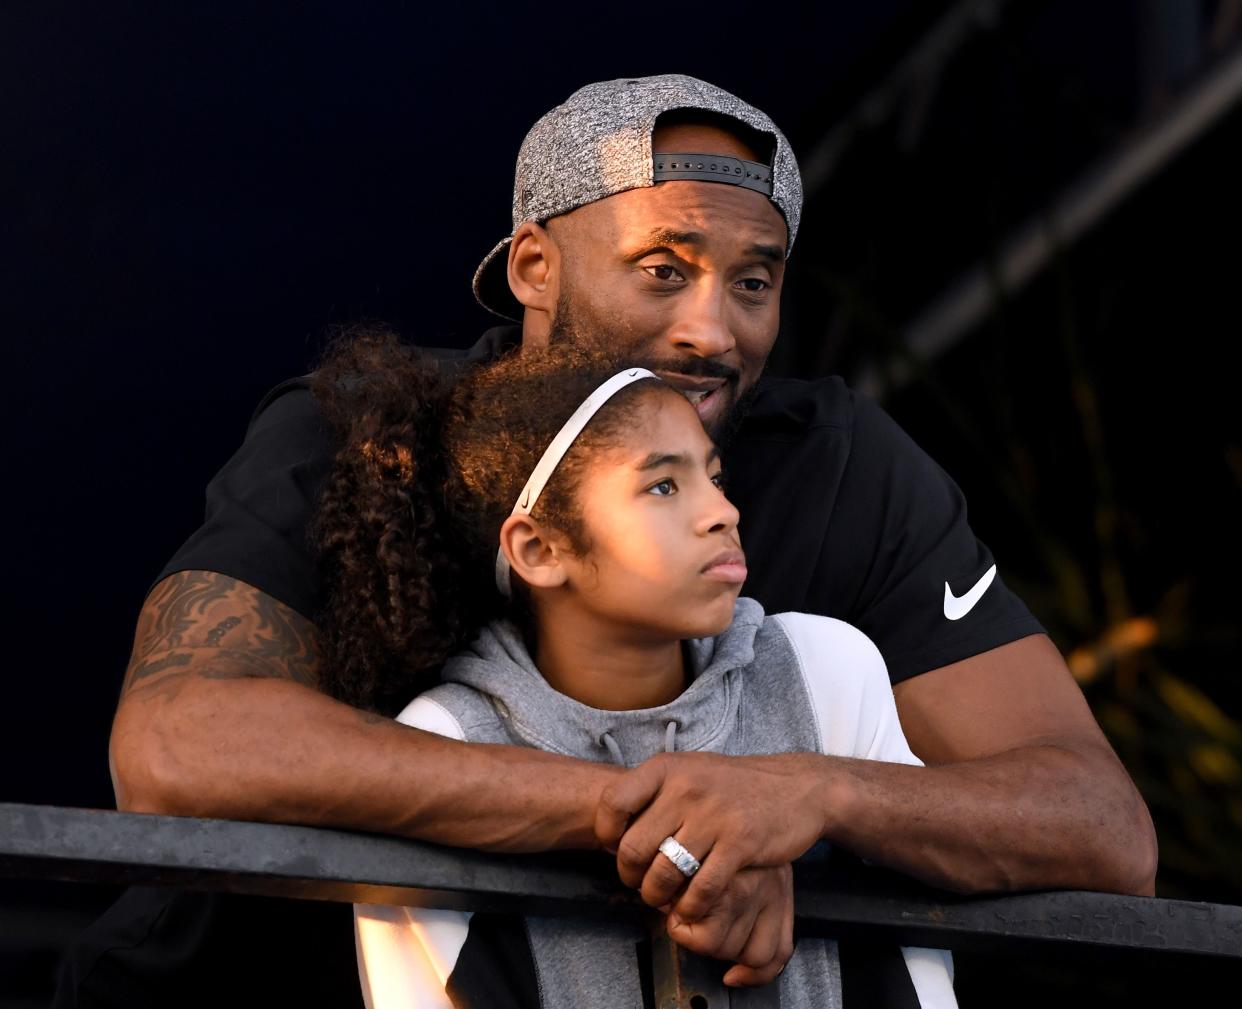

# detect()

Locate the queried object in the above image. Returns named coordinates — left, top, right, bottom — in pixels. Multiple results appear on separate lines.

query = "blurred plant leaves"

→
left=857, top=240, right=1242, bottom=902
left=1155, top=674, right=1242, bottom=746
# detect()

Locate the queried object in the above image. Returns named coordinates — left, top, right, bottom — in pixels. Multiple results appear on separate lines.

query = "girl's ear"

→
left=499, top=513, right=569, bottom=589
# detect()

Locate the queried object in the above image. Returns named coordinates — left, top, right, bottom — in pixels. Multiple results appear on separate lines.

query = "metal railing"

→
left=3, top=802, right=1240, bottom=963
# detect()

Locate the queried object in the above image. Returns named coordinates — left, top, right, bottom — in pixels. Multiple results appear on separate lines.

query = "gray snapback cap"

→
left=472, top=73, right=804, bottom=321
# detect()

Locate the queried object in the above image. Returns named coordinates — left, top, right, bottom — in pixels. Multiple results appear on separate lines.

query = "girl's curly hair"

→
left=308, top=324, right=677, bottom=715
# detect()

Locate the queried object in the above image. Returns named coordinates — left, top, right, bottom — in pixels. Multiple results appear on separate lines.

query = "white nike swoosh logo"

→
left=943, top=564, right=997, bottom=620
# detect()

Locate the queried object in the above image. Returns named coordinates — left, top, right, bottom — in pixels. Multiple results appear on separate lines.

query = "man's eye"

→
left=737, top=277, right=769, bottom=293
left=645, top=264, right=683, bottom=282
left=648, top=478, right=677, bottom=496
left=711, top=471, right=727, bottom=491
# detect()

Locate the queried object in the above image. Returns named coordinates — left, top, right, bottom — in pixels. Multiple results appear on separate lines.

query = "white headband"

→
left=495, top=367, right=658, bottom=597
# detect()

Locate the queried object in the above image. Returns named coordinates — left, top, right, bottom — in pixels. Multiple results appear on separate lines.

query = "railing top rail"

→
left=2, top=803, right=1238, bottom=959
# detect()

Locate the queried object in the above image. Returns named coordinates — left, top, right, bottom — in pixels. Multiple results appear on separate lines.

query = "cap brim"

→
left=472, top=237, right=523, bottom=322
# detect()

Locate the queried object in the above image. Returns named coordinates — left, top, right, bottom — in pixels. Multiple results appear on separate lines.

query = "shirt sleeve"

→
left=772, top=612, right=921, bottom=765
left=823, top=390, right=1046, bottom=686
left=355, top=695, right=469, bottom=1009
left=149, top=379, right=336, bottom=622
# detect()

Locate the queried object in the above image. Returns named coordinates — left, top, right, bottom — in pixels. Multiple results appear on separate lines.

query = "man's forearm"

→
left=597, top=735, right=1156, bottom=922
left=114, top=571, right=620, bottom=852
left=112, top=675, right=618, bottom=852
left=817, top=740, right=1158, bottom=895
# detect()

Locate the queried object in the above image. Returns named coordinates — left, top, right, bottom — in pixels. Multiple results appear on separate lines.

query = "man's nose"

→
left=666, top=284, right=736, bottom=358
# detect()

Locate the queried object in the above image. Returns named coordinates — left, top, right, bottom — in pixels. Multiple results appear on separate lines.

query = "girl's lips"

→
left=702, top=549, right=748, bottom=583
left=701, top=561, right=748, bottom=584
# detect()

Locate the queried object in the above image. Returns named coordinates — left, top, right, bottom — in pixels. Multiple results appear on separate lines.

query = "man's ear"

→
left=499, top=512, right=569, bottom=590
left=508, top=220, right=561, bottom=325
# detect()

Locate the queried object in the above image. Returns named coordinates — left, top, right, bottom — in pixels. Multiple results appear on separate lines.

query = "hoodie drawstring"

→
left=599, top=720, right=679, bottom=766
left=600, top=732, right=624, bottom=765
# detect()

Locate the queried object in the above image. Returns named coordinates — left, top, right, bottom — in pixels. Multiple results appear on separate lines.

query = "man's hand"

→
left=596, top=751, right=829, bottom=919
left=662, top=864, right=795, bottom=988
left=599, top=634, right=1157, bottom=904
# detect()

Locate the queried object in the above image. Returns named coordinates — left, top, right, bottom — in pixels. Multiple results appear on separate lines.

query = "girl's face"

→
left=558, top=389, right=746, bottom=640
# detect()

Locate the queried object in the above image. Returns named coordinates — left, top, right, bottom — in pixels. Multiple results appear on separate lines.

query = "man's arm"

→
left=825, top=632, right=1157, bottom=895
left=110, top=570, right=617, bottom=851
left=598, top=634, right=1157, bottom=916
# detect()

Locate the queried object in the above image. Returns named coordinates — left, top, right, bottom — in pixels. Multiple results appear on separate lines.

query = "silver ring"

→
left=658, top=836, right=701, bottom=878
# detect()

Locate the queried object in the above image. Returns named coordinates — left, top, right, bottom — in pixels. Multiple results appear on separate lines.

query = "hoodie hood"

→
left=440, top=597, right=765, bottom=767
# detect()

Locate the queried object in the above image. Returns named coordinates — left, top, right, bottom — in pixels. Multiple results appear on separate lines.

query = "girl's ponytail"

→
left=310, top=326, right=679, bottom=715
left=309, top=324, right=469, bottom=714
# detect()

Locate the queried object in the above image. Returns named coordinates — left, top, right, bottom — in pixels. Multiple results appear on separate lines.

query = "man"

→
left=61, top=75, right=1156, bottom=1006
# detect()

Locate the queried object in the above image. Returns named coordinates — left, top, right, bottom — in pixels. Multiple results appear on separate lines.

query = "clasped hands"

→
left=594, top=751, right=830, bottom=987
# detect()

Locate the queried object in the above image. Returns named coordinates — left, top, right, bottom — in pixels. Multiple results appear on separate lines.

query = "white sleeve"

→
left=772, top=611, right=921, bottom=765
left=394, top=693, right=470, bottom=735
left=354, top=696, right=472, bottom=1009
left=772, top=613, right=958, bottom=1009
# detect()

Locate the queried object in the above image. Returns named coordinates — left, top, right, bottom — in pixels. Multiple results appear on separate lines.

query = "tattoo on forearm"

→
left=126, top=652, right=193, bottom=685
left=121, top=571, right=323, bottom=698
left=205, top=616, right=242, bottom=646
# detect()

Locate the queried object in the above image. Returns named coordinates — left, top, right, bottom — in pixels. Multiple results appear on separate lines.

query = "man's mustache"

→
left=639, top=357, right=740, bottom=386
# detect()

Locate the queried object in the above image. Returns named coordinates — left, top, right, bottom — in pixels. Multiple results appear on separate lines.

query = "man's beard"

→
left=549, top=291, right=761, bottom=450
left=707, top=376, right=760, bottom=453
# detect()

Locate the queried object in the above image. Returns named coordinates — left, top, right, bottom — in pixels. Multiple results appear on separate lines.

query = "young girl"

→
left=309, top=330, right=957, bottom=1009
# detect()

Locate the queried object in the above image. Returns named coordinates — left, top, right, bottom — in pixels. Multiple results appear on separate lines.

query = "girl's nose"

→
left=702, top=489, right=741, bottom=535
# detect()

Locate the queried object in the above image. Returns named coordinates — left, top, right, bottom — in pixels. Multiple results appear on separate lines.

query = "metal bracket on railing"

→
left=649, top=927, right=781, bottom=1009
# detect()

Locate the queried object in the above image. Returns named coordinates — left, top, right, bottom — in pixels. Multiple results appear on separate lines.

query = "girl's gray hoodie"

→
left=355, top=597, right=957, bottom=1009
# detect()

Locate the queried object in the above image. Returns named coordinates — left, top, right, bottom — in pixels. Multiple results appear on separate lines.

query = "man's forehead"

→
left=651, top=120, right=763, bottom=163
left=557, top=182, right=788, bottom=252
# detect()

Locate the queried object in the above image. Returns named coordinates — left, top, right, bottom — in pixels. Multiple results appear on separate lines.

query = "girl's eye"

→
left=711, top=471, right=727, bottom=491
left=648, top=478, right=677, bottom=496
